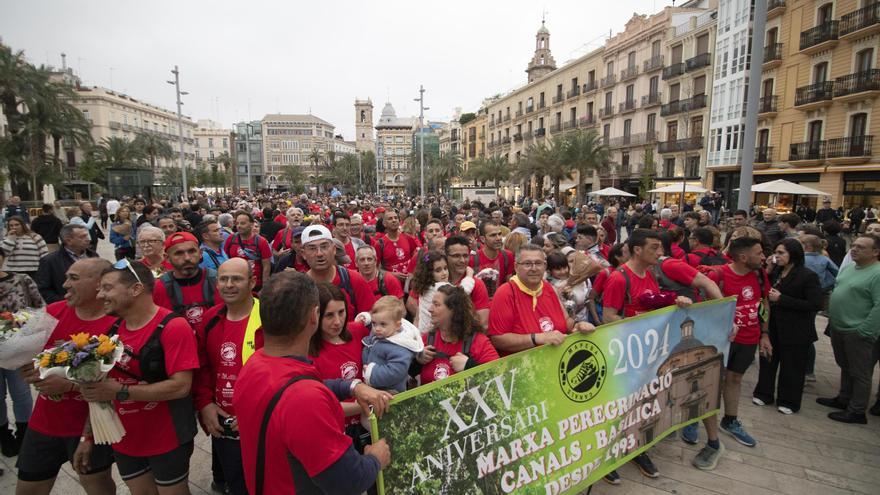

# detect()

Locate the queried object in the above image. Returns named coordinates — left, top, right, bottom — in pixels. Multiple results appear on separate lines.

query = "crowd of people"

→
left=0, top=189, right=878, bottom=494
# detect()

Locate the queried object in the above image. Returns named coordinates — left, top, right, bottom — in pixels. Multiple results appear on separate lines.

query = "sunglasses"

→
left=114, top=258, right=143, bottom=285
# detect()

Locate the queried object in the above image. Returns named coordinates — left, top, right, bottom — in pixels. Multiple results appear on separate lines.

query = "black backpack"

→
left=107, top=312, right=180, bottom=383
left=426, top=330, right=476, bottom=359
left=652, top=257, right=702, bottom=300
left=337, top=266, right=357, bottom=310
left=694, top=250, right=728, bottom=266
left=160, top=269, right=217, bottom=315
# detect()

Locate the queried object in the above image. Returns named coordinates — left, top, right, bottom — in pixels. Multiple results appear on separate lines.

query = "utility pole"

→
left=414, top=85, right=429, bottom=198
left=357, top=151, right=363, bottom=191
left=243, top=123, right=253, bottom=194
left=376, top=140, right=382, bottom=195
left=737, top=0, right=768, bottom=210
left=167, top=66, right=189, bottom=199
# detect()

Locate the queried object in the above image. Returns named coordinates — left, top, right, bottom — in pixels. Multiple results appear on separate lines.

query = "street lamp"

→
left=414, top=85, right=429, bottom=198
left=167, top=66, right=188, bottom=199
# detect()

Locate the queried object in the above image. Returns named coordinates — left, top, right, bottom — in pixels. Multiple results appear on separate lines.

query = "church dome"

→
left=537, top=21, right=549, bottom=35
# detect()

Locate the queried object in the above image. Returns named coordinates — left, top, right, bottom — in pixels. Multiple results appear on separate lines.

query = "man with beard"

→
left=223, top=212, right=272, bottom=291
left=193, top=259, right=264, bottom=495
left=17, top=258, right=117, bottom=495
left=153, top=232, right=220, bottom=328
left=271, top=207, right=304, bottom=258
left=372, top=209, right=421, bottom=282
left=469, top=221, right=514, bottom=297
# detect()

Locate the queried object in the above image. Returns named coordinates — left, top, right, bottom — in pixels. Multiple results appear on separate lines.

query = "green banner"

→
left=372, top=297, right=736, bottom=494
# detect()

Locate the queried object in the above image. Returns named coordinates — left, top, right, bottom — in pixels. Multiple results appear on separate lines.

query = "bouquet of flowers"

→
left=0, top=309, right=58, bottom=369
left=35, top=333, right=126, bottom=444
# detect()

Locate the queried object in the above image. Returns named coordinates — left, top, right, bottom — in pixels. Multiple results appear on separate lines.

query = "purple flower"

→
left=72, top=351, right=90, bottom=367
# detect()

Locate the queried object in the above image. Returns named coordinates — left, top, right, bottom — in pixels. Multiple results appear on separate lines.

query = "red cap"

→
left=565, top=219, right=575, bottom=229
left=375, top=207, right=386, bottom=214
left=164, top=231, right=199, bottom=251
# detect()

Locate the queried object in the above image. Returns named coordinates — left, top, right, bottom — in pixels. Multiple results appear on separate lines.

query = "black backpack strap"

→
left=161, top=273, right=185, bottom=313
left=337, top=267, right=357, bottom=310
left=203, top=307, right=228, bottom=340
left=202, top=269, right=217, bottom=308
left=255, top=374, right=320, bottom=495
left=377, top=269, right=387, bottom=296
left=203, top=247, right=221, bottom=269
left=106, top=318, right=124, bottom=337
left=462, top=333, right=476, bottom=357
left=114, top=312, right=179, bottom=383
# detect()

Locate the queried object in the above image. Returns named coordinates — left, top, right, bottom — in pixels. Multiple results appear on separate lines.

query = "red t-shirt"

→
left=193, top=304, right=265, bottom=415
left=362, top=211, right=376, bottom=225
left=109, top=308, right=199, bottom=456
left=312, top=322, right=369, bottom=426
left=29, top=302, right=117, bottom=437
left=709, top=265, right=769, bottom=345
left=152, top=270, right=222, bottom=327
left=331, top=267, right=377, bottom=320
left=420, top=331, right=499, bottom=384
left=139, top=258, right=174, bottom=274
left=469, top=247, right=515, bottom=283
left=488, top=281, right=568, bottom=356
left=592, top=267, right=612, bottom=295
left=372, top=233, right=421, bottom=274
left=603, top=264, right=661, bottom=317
left=364, top=271, right=404, bottom=299
left=670, top=244, right=686, bottom=260
left=685, top=247, right=718, bottom=267
left=235, top=352, right=352, bottom=494
left=342, top=240, right=358, bottom=271
left=223, top=233, right=273, bottom=286
left=272, top=227, right=297, bottom=251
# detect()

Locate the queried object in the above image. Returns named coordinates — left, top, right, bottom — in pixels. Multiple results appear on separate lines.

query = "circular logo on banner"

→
left=558, top=340, right=607, bottom=403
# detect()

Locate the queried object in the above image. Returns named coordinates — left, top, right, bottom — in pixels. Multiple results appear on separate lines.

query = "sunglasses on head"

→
left=113, top=258, right=143, bottom=285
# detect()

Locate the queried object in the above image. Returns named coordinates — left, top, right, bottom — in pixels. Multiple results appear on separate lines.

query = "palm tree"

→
left=564, top=129, right=610, bottom=205
left=133, top=132, right=174, bottom=171
left=519, top=144, right=555, bottom=199
left=214, top=151, right=236, bottom=193
left=89, top=137, right=148, bottom=168
left=281, top=164, right=306, bottom=194
left=308, top=148, right=322, bottom=192
left=430, top=151, right=462, bottom=197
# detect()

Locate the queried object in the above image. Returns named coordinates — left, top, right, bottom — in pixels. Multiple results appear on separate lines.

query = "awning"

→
left=589, top=187, right=636, bottom=197
left=749, top=179, right=828, bottom=195
left=753, top=166, right=826, bottom=175
left=649, top=183, right=710, bottom=194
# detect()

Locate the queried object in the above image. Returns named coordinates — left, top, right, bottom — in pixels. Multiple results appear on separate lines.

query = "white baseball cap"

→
left=301, top=225, right=333, bottom=245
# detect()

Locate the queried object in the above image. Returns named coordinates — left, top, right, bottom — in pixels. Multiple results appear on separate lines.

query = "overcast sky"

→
left=2, top=0, right=668, bottom=139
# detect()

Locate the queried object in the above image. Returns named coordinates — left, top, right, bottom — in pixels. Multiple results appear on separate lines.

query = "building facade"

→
left=747, top=0, right=879, bottom=210
left=460, top=108, right=488, bottom=175
left=260, top=114, right=336, bottom=189
left=354, top=98, right=375, bottom=153
left=375, top=102, right=416, bottom=190
left=194, top=119, right=232, bottom=167
left=333, top=136, right=357, bottom=156
left=234, top=121, right=262, bottom=193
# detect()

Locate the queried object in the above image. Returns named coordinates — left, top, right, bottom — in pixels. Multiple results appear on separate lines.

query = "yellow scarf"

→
left=242, top=298, right=261, bottom=364
left=510, top=275, right=542, bottom=310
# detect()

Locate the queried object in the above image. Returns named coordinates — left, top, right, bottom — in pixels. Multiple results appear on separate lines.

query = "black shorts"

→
left=727, top=342, right=757, bottom=374
left=16, top=428, right=114, bottom=482
left=114, top=441, right=194, bottom=487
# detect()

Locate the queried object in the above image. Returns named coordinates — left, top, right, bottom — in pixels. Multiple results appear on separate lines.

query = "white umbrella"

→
left=648, top=183, right=709, bottom=194
left=588, top=187, right=636, bottom=197
left=749, top=179, right=827, bottom=196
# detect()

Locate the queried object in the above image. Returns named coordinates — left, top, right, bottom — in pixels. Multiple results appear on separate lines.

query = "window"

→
left=208, top=138, right=214, bottom=148
left=360, top=110, right=366, bottom=123
left=623, top=119, right=632, bottom=138
left=571, top=77, right=578, bottom=91
left=539, top=92, right=545, bottom=106
left=686, top=156, right=700, bottom=177
left=222, top=138, right=228, bottom=148
left=209, top=151, right=214, bottom=160
left=664, top=158, right=675, bottom=177
left=817, top=3, right=833, bottom=24
left=651, top=40, right=661, bottom=57
left=622, top=151, right=630, bottom=168
left=694, top=75, right=707, bottom=95
left=605, top=92, right=613, bottom=107
left=586, top=102, right=594, bottom=118
left=588, top=70, right=596, bottom=85
left=667, top=122, right=678, bottom=141
left=671, top=45, right=683, bottom=64
left=195, top=138, right=200, bottom=148
left=850, top=113, right=868, bottom=137
left=758, top=129, right=770, bottom=149
left=606, top=61, right=614, bottom=76
left=627, top=51, right=636, bottom=68
left=670, top=83, right=681, bottom=102
left=647, top=113, right=656, bottom=134
left=856, top=48, right=874, bottom=72
left=603, top=124, right=611, bottom=140
left=813, top=62, right=829, bottom=83
left=556, top=84, right=563, bottom=98
left=691, top=116, right=703, bottom=137
left=649, top=76, right=659, bottom=95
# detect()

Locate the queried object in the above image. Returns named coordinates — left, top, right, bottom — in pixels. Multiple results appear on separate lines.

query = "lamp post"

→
left=357, top=151, right=363, bottom=191
left=737, top=0, right=768, bottom=210
left=414, top=85, right=429, bottom=198
left=167, top=66, right=189, bottom=199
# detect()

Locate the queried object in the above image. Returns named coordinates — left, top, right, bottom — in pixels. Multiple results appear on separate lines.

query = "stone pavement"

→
left=2, top=238, right=878, bottom=494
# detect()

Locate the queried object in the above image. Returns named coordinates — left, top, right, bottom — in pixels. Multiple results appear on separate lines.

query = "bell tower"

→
left=526, top=20, right=557, bottom=83
left=354, top=98, right=375, bottom=153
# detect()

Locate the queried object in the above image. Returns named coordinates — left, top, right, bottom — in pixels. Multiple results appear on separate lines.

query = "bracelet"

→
left=530, top=333, right=538, bottom=347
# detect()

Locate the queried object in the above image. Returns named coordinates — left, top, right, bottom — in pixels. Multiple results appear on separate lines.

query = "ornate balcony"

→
left=794, top=81, right=834, bottom=109
left=833, top=69, right=880, bottom=102
left=580, top=115, right=597, bottom=128
left=660, top=94, right=707, bottom=117
left=513, top=133, right=523, bottom=142
left=826, top=135, right=873, bottom=164
left=763, top=43, right=783, bottom=70
left=758, top=95, right=779, bottom=116
left=600, top=74, right=617, bottom=87
left=567, top=87, right=581, bottom=99
left=525, top=105, right=534, bottom=114
left=642, top=92, right=662, bottom=107
left=685, top=53, right=711, bottom=72
left=583, top=81, right=598, bottom=94
left=840, top=2, right=880, bottom=39
left=658, top=136, right=704, bottom=153
left=799, top=21, right=839, bottom=55
left=534, top=128, right=546, bottom=137
left=767, top=0, right=786, bottom=19
left=515, top=110, right=523, bottom=118
left=643, top=55, right=664, bottom=73
left=503, top=115, right=511, bottom=123
left=789, top=141, right=825, bottom=163
left=755, top=146, right=774, bottom=164
left=563, top=120, right=579, bottom=130
left=599, top=106, right=615, bottom=119
left=620, top=65, right=639, bottom=81
left=662, top=63, right=685, bottom=80
left=619, top=99, right=637, bottom=113
left=552, top=95, right=564, bottom=104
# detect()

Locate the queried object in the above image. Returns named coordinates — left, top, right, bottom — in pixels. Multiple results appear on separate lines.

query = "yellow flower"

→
left=96, top=340, right=116, bottom=357
left=98, top=334, right=110, bottom=343
left=54, top=351, right=70, bottom=365
left=70, top=332, right=90, bottom=349
left=39, top=355, right=51, bottom=368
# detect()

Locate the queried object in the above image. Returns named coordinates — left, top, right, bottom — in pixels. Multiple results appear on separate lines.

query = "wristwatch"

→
left=116, top=384, right=130, bottom=401
left=349, top=379, right=363, bottom=395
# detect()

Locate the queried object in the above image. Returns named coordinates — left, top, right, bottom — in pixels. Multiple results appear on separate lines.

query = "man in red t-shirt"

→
left=355, top=245, right=404, bottom=299
left=193, top=258, right=264, bottom=495
left=446, top=236, right=491, bottom=328
left=80, top=260, right=199, bottom=494
left=223, top=211, right=272, bottom=291
left=488, top=245, right=595, bottom=356
left=271, top=207, right=304, bottom=258
left=372, top=209, right=421, bottom=281
left=302, top=225, right=376, bottom=320
left=470, top=221, right=515, bottom=297
left=153, top=232, right=221, bottom=328
left=684, top=227, right=720, bottom=267
left=233, top=272, right=391, bottom=494
left=17, top=258, right=117, bottom=494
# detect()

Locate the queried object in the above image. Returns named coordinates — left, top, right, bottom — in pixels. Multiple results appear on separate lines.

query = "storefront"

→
left=842, top=171, right=880, bottom=210
left=711, top=171, right=740, bottom=212
left=652, top=180, right=704, bottom=208
left=752, top=170, right=823, bottom=213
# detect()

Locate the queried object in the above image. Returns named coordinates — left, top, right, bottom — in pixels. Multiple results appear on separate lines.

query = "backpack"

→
left=107, top=313, right=180, bottom=383
left=427, top=330, right=476, bottom=359
left=652, top=258, right=701, bottom=300
left=375, top=269, right=388, bottom=297
left=694, top=250, right=728, bottom=267
left=472, top=249, right=509, bottom=278
left=337, top=266, right=357, bottom=311
left=255, top=374, right=320, bottom=495
left=231, top=234, right=264, bottom=261
left=160, top=269, right=217, bottom=315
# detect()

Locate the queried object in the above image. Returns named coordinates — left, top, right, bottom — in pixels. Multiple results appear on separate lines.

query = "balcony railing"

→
left=800, top=21, right=839, bottom=51
left=619, top=99, right=637, bottom=113
left=513, top=133, right=523, bottom=142
left=840, top=2, right=880, bottom=37
left=642, top=92, right=662, bottom=107
left=795, top=81, right=834, bottom=106
left=789, top=141, right=825, bottom=161
left=563, top=120, right=578, bottom=130
left=601, top=74, right=617, bottom=87
left=489, top=120, right=496, bottom=127
left=503, top=115, right=511, bottom=122
left=755, top=146, right=774, bottom=163
left=534, top=128, right=546, bottom=137
left=538, top=101, right=546, bottom=109
left=662, top=63, right=686, bottom=80
left=608, top=131, right=659, bottom=148
left=658, top=136, right=704, bottom=153
left=551, top=123, right=563, bottom=133
left=567, top=87, right=581, bottom=99
left=621, top=65, right=639, bottom=81
left=552, top=95, right=564, bottom=104
left=515, top=110, right=523, bottom=118
left=685, top=52, right=711, bottom=72
left=768, top=0, right=786, bottom=11
left=583, top=81, right=598, bottom=93
left=599, top=106, right=615, bottom=118
left=764, top=43, right=783, bottom=63
left=826, top=135, right=873, bottom=159
left=758, top=95, right=779, bottom=113
left=526, top=105, right=534, bottom=113
left=644, top=54, right=664, bottom=72
left=580, top=115, right=597, bottom=127
left=109, top=121, right=122, bottom=130
left=501, top=136, right=511, bottom=144
left=660, top=94, right=707, bottom=117
left=833, top=69, right=880, bottom=98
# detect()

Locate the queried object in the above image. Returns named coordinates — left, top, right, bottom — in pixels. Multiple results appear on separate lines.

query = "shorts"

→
left=114, top=441, right=194, bottom=487
left=726, top=342, right=757, bottom=374
left=16, top=428, right=114, bottom=482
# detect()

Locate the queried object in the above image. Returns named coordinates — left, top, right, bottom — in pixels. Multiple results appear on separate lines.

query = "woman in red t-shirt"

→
left=309, top=283, right=369, bottom=433
left=416, top=285, right=499, bottom=385
left=588, top=242, right=630, bottom=324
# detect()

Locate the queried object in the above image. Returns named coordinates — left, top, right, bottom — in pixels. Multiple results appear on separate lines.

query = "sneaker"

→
left=752, top=397, right=767, bottom=406
left=816, top=396, right=847, bottom=409
left=804, top=373, right=817, bottom=383
left=720, top=419, right=757, bottom=447
left=692, top=441, right=725, bottom=471
left=603, top=470, right=621, bottom=485
left=632, top=452, right=659, bottom=478
left=680, top=423, right=699, bottom=445
left=828, top=410, right=867, bottom=424
left=777, top=406, right=794, bottom=415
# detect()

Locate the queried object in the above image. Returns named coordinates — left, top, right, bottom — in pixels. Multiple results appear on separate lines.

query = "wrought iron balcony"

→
left=515, top=110, right=523, bottom=118
left=619, top=99, right=637, bottom=113
left=826, top=135, right=873, bottom=159
left=660, top=94, right=707, bottom=117
left=833, top=69, right=880, bottom=99
left=621, top=65, right=639, bottom=81
left=658, top=136, right=704, bottom=153
left=534, top=128, right=546, bottom=137
left=800, top=21, right=839, bottom=52
left=501, top=136, right=511, bottom=144
left=599, top=106, right=615, bottom=118
left=513, top=133, right=523, bottom=142
left=763, top=43, right=783, bottom=64
left=767, top=0, right=786, bottom=14
left=840, top=2, right=880, bottom=38
left=580, top=115, right=596, bottom=127
left=567, top=87, right=581, bottom=99
left=552, top=95, right=564, bottom=104
left=526, top=105, right=534, bottom=113
left=583, top=81, right=598, bottom=93
left=551, top=123, right=563, bottom=133
left=538, top=101, right=546, bottom=109
left=641, top=92, right=662, bottom=107
left=662, top=63, right=686, bottom=80
left=789, top=141, right=825, bottom=161
left=795, top=81, right=834, bottom=107
left=685, top=53, right=711, bottom=72
left=758, top=95, right=779, bottom=114
left=755, top=146, right=774, bottom=163
left=600, top=74, right=617, bottom=87
left=563, top=120, right=578, bottom=130
left=503, top=115, right=511, bottom=122
left=643, top=55, right=664, bottom=73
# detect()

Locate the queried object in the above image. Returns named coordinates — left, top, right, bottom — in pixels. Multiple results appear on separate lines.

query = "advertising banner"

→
left=372, top=298, right=736, bottom=494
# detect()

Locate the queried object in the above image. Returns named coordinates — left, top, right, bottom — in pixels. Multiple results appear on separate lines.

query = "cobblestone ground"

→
left=2, top=237, right=878, bottom=494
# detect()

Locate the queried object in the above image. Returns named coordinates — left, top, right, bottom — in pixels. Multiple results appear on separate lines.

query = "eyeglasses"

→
left=137, top=239, right=163, bottom=246
left=517, top=261, right=546, bottom=269
left=114, top=258, right=143, bottom=285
